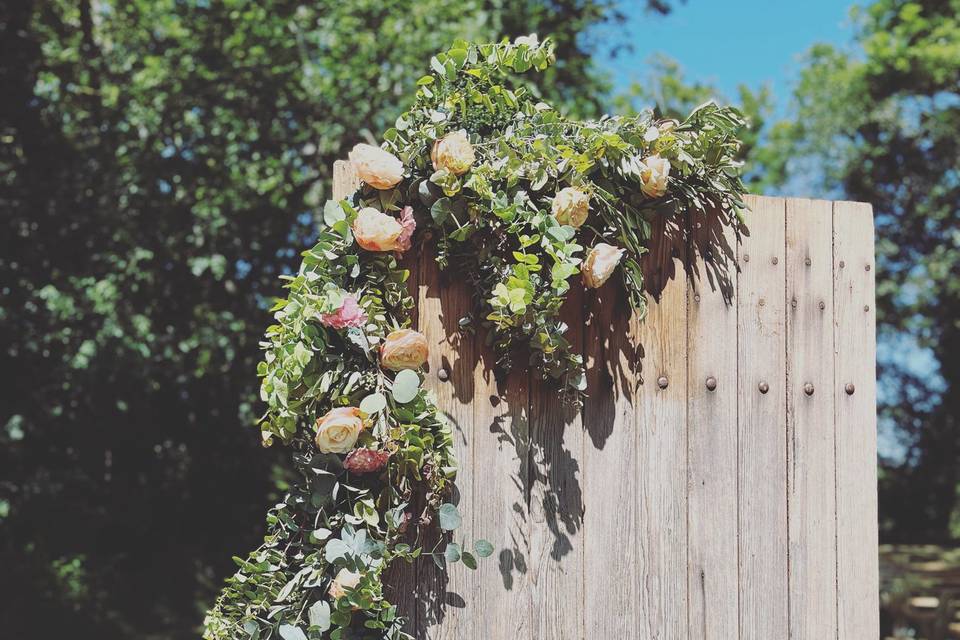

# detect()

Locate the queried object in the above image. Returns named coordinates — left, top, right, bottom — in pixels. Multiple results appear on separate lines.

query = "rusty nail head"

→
left=791, top=298, right=798, bottom=308
left=819, top=300, right=826, bottom=310
left=759, top=382, right=769, bottom=394
left=865, top=264, right=871, bottom=271
left=845, top=383, right=855, bottom=395
left=657, top=376, right=669, bottom=389
left=839, top=260, right=845, bottom=268
left=805, top=257, right=812, bottom=266
left=706, top=376, right=717, bottom=391
left=694, top=294, right=701, bottom=302
left=864, top=305, right=870, bottom=312
left=804, top=382, right=815, bottom=396
left=771, top=256, right=779, bottom=265
left=743, top=254, right=750, bottom=262
left=437, top=368, right=449, bottom=382
left=759, top=298, right=766, bottom=307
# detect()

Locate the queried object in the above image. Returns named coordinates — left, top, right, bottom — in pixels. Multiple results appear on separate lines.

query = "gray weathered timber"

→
left=333, top=162, right=879, bottom=639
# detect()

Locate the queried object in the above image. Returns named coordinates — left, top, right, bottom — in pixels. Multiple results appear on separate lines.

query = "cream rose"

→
left=380, top=329, right=429, bottom=371
left=353, top=207, right=403, bottom=252
left=328, top=568, right=361, bottom=600
left=431, top=130, right=475, bottom=176
left=314, top=407, right=364, bottom=454
left=639, top=155, right=670, bottom=198
left=551, top=187, right=590, bottom=228
left=348, top=143, right=404, bottom=190
left=582, top=243, right=625, bottom=289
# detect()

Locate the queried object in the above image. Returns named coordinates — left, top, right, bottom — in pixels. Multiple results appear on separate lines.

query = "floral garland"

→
left=204, top=36, right=746, bottom=640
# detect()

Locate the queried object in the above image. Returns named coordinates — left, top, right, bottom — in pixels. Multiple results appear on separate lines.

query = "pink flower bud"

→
left=343, top=448, right=390, bottom=474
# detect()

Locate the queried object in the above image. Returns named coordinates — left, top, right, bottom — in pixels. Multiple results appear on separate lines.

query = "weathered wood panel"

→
left=786, top=199, right=838, bottom=640
left=834, top=201, right=880, bottom=640
left=737, top=195, right=788, bottom=640
left=332, top=162, right=879, bottom=639
left=687, top=211, right=739, bottom=640
left=531, top=287, right=584, bottom=640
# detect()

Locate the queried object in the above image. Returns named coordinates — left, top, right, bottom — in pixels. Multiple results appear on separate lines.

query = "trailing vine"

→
left=204, top=35, right=746, bottom=640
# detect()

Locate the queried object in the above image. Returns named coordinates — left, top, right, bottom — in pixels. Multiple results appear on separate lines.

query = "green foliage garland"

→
left=204, top=36, right=746, bottom=639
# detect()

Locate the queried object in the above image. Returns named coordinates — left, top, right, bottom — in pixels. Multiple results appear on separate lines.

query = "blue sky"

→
left=599, top=0, right=857, bottom=110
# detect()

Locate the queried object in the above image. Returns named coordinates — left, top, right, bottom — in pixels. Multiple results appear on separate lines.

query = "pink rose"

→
left=319, top=294, right=367, bottom=329
left=395, top=206, right=416, bottom=252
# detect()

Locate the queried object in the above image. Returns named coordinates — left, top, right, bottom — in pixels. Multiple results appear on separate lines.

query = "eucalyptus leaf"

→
left=438, top=503, right=462, bottom=531
left=391, top=370, right=421, bottom=404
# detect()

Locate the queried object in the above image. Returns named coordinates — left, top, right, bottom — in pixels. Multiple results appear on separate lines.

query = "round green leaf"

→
left=474, top=539, right=494, bottom=558
left=391, top=370, right=420, bottom=404
left=438, top=503, right=461, bottom=531
left=444, top=542, right=461, bottom=564
left=359, top=392, right=387, bottom=415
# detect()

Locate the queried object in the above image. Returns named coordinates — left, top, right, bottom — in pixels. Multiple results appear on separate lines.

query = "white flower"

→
left=639, top=155, right=670, bottom=198
left=348, top=143, right=404, bottom=190
left=582, top=243, right=625, bottom=289
left=431, top=130, right=475, bottom=176
left=314, top=407, right=364, bottom=454
left=551, top=187, right=590, bottom=228
left=352, top=207, right=403, bottom=252
left=328, top=568, right=362, bottom=600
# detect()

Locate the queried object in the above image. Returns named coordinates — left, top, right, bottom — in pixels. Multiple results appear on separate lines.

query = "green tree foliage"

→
left=765, top=0, right=960, bottom=541
left=0, top=0, right=676, bottom=637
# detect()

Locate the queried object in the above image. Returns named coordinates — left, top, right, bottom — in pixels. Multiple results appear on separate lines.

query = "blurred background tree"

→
left=0, top=0, right=677, bottom=637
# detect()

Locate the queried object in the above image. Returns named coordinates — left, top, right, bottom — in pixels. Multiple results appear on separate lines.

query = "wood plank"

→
left=686, top=210, right=740, bottom=640
left=634, top=215, right=689, bottom=639
left=785, top=198, right=837, bottom=639
left=583, top=280, right=639, bottom=637
left=416, top=255, right=479, bottom=640
left=470, top=331, right=530, bottom=639
left=332, top=159, right=360, bottom=200
left=737, top=195, right=788, bottom=640
left=833, top=201, right=879, bottom=640
left=529, top=284, right=585, bottom=640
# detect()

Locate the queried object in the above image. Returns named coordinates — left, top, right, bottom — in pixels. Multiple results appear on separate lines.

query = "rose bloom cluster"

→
left=314, top=137, right=673, bottom=462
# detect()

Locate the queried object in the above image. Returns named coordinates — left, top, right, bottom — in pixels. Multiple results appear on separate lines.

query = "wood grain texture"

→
left=686, top=211, right=740, bottom=640
left=786, top=198, right=838, bottom=639
left=332, top=160, right=360, bottom=200
left=471, top=332, right=530, bottom=639
left=416, top=255, right=478, bottom=640
left=529, top=284, right=585, bottom=640
left=583, top=283, right=639, bottom=638
left=833, top=201, right=880, bottom=640
left=737, top=195, right=788, bottom=640
left=635, top=214, right=689, bottom=639
left=324, top=168, right=878, bottom=638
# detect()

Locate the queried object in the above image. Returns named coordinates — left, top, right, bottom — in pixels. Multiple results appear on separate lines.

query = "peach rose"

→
left=551, top=187, right=590, bottom=228
left=639, top=155, right=670, bottom=198
left=431, top=130, right=475, bottom=176
left=314, top=407, right=364, bottom=454
left=380, top=329, right=428, bottom=371
left=582, top=243, right=625, bottom=289
left=328, top=568, right=361, bottom=600
left=348, top=143, right=404, bottom=190
left=353, top=207, right=403, bottom=252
